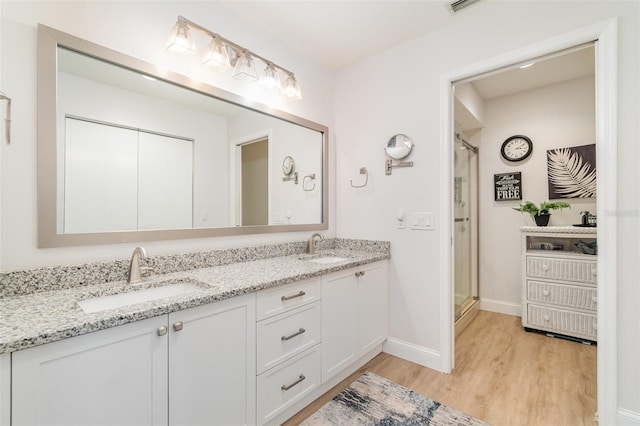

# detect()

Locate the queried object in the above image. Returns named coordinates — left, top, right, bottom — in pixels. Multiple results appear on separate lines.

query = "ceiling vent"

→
left=449, top=0, right=481, bottom=14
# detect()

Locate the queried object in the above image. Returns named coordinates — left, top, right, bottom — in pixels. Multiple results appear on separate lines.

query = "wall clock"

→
left=501, top=135, right=533, bottom=162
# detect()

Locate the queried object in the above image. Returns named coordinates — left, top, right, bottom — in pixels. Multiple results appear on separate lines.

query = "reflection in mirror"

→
left=38, top=24, right=328, bottom=247
left=385, top=134, right=413, bottom=160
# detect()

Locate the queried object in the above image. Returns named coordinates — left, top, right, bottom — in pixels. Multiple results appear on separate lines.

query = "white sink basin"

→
left=307, top=256, right=348, bottom=264
left=77, top=283, right=203, bottom=314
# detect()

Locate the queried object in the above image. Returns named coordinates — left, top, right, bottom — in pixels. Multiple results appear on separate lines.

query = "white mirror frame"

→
left=37, top=24, right=328, bottom=247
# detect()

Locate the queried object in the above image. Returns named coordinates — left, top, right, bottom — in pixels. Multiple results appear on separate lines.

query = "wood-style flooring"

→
left=284, top=310, right=597, bottom=426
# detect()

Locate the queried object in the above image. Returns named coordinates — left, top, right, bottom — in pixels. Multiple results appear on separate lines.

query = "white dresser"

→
left=521, top=226, right=598, bottom=342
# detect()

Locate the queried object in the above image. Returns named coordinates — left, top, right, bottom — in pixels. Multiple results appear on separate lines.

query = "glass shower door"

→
left=454, top=136, right=478, bottom=321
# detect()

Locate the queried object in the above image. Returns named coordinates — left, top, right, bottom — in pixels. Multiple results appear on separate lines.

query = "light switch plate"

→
left=410, top=212, right=434, bottom=230
left=396, top=209, right=406, bottom=229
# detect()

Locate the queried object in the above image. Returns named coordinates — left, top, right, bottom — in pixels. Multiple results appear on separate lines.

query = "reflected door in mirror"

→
left=63, top=117, right=193, bottom=233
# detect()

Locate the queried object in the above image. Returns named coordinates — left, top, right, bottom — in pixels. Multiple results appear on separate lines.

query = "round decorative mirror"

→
left=282, top=155, right=295, bottom=176
left=385, top=134, right=413, bottom=160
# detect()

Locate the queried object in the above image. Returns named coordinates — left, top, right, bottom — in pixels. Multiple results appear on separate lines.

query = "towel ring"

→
left=350, top=167, right=368, bottom=188
left=303, top=174, right=316, bottom=191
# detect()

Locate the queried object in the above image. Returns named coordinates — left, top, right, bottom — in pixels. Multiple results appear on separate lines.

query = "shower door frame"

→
left=453, top=131, right=479, bottom=321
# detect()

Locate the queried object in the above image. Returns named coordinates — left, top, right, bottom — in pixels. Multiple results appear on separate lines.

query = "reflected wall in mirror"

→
left=38, top=24, right=328, bottom=247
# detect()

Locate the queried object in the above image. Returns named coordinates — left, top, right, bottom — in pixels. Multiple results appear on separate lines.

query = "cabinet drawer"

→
left=257, top=345, right=321, bottom=425
left=257, top=302, right=321, bottom=374
left=527, top=304, right=597, bottom=341
left=527, top=280, right=597, bottom=311
left=256, top=277, right=321, bottom=320
left=526, top=256, right=597, bottom=284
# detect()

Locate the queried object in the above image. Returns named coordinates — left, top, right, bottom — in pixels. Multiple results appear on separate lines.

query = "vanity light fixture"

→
left=166, top=16, right=197, bottom=54
left=232, top=50, right=259, bottom=82
left=166, top=15, right=302, bottom=100
left=202, top=35, right=231, bottom=70
left=282, top=73, right=302, bottom=100
left=519, top=62, right=535, bottom=69
left=262, top=63, right=282, bottom=90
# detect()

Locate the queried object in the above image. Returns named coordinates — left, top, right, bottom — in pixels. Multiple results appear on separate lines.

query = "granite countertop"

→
left=0, top=249, right=389, bottom=354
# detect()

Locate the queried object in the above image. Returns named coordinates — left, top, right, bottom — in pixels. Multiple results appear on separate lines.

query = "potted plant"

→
left=513, top=201, right=571, bottom=226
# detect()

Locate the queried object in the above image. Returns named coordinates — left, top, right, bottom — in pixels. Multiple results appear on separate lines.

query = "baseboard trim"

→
left=479, top=298, right=521, bottom=317
left=382, top=337, right=442, bottom=371
left=617, top=407, right=640, bottom=425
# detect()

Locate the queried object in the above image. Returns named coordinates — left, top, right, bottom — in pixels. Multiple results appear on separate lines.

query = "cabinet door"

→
left=168, top=293, right=256, bottom=426
left=321, top=268, right=358, bottom=383
left=358, top=261, right=389, bottom=355
left=12, top=316, right=168, bottom=426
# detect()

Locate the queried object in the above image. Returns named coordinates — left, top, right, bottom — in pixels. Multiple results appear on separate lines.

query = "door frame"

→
left=439, top=19, right=618, bottom=424
left=229, top=130, right=273, bottom=226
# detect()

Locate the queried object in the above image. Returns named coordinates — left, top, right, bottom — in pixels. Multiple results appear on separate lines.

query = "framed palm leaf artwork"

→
left=547, top=144, right=596, bottom=199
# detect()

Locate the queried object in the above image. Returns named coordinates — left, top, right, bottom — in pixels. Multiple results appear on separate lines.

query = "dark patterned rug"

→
left=301, top=372, right=490, bottom=425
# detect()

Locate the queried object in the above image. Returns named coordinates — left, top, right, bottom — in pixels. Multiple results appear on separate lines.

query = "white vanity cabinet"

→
left=12, top=315, right=169, bottom=426
left=11, top=293, right=256, bottom=426
left=255, top=278, right=322, bottom=425
left=521, top=227, right=597, bottom=342
left=322, top=260, right=389, bottom=383
left=168, top=294, right=256, bottom=426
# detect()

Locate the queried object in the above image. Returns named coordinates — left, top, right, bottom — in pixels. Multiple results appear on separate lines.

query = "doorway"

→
left=440, top=21, right=618, bottom=424
left=238, top=137, right=269, bottom=226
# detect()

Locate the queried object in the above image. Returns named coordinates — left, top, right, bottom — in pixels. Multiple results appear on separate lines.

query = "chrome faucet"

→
left=128, top=246, right=148, bottom=284
left=307, top=233, right=324, bottom=254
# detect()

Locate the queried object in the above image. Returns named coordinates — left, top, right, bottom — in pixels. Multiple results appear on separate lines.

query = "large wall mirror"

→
left=37, top=24, right=328, bottom=247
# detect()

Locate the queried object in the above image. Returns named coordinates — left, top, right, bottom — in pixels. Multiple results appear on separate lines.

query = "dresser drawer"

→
left=527, top=280, right=597, bottom=311
left=526, top=256, right=597, bottom=284
left=527, top=304, right=597, bottom=341
left=257, top=302, right=321, bottom=374
left=256, top=277, right=321, bottom=320
left=257, top=345, right=321, bottom=425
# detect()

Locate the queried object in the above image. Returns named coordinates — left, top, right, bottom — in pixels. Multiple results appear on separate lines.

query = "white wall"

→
left=479, top=75, right=597, bottom=314
left=335, top=0, right=638, bottom=417
left=0, top=1, right=335, bottom=270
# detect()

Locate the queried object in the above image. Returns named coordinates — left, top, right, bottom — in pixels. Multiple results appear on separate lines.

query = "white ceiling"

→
left=218, top=1, right=459, bottom=70
left=470, top=46, right=595, bottom=100
left=218, top=1, right=595, bottom=99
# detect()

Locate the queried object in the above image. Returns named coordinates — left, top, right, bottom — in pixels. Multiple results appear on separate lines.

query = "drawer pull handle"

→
left=157, top=326, right=168, bottom=336
left=592, top=296, right=598, bottom=303
left=542, top=290, right=550, bottom=296
left=281, top=374, right=306, bottom=391
left=281, top=291, right=306, bottom=301
left=173, top=322, right=184, bottom=332
left=282, top=328, right=306, bottom=341
left=542, top=265, right=549, bottom=271
left=591, top=269, right=597, bottom=276
left=543, top=315, right=550, bottom=322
